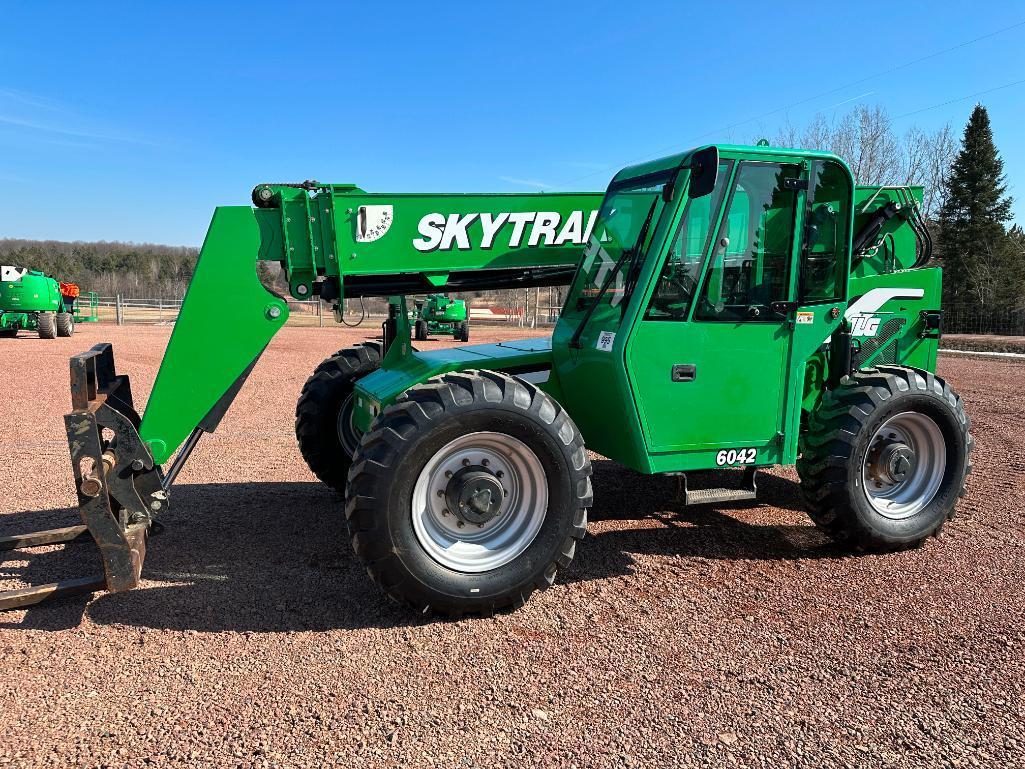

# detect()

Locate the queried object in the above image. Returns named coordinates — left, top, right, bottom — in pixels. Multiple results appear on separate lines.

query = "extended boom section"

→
left=251, top=182, right=603, bottom=301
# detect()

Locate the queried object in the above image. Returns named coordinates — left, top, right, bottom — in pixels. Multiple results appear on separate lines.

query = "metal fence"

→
left=942, top=304, right=1025, bottom=337
left=92, top=295, right=1025, bottom=336
left=96, top=296, right=383, bottom=327
left=93, top=295, right=563, bottom=328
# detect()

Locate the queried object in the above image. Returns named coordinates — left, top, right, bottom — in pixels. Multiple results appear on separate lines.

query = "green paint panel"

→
left=354, top=338, right=555, bottom=432
left=139, top=207, right=288, bottom=463
left=1, top=268, right=67, bottom=314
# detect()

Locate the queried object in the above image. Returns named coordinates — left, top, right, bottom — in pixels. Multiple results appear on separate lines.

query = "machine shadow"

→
left=2, top=463, right=842, bottom=633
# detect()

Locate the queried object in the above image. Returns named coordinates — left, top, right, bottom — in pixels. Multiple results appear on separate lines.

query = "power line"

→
left=893, top=77, right=1025, bottom=119
left=549, top=19, right=1025, bottom=190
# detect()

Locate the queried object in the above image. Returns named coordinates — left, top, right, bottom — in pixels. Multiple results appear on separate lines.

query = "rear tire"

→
left=797, top=366, right=972, bottom=550
left=457, top=320, right=469, bottom=342
left=37, top=312, right=56, bottom=339
left=56, top=312, right=74, bottom=337
left=414, top=319, right=428, bottom=341
left=345, top=370, right=591, bottom=616
left=295, top=341, right=383, bottom=492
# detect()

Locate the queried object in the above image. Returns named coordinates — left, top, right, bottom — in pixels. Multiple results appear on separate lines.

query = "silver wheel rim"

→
left=411, top=431, right=548, bottom=573
left=862, top=411, right=946, bottom=520
left=336, top=393, right=361, bottom=457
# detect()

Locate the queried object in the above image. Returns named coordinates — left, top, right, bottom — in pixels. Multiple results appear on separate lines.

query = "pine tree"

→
left=938, top=104, right=1014, bottom=311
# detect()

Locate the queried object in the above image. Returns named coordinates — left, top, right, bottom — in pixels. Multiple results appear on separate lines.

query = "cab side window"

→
left=800, top=160, right=851, bottom=303
left=695, top=162, right=800, bottom=321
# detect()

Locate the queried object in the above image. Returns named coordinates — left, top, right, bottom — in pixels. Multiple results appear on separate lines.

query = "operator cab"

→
left=553, top=144, right=855, bottom=474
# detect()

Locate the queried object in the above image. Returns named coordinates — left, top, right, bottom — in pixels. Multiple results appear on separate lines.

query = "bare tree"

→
left=770, top=105, right=954, bottom=217
left=904, top=124, right=956, bottom=220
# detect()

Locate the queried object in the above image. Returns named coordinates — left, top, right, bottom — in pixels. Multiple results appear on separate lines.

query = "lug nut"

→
left=442, top=508, right=449, bottom=516
left=481, top=459, right=489, bottom=467
left=437, top=489, right=445, bottom=497
left=461, top=458, right=470, bottom=467
left=457, top=521, right=465, bottom=528
left=496, top=471, right=504, bottom=479
left=477, top=523, right=484, bottom=529
left=445, top=470, right=453, bottom=478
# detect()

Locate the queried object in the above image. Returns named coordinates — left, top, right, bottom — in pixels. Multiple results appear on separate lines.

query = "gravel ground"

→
left=1, top=323, right=1023, bottom=768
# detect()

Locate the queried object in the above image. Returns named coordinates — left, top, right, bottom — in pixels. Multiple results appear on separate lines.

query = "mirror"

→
left=688, top=146, right=720, bottom=199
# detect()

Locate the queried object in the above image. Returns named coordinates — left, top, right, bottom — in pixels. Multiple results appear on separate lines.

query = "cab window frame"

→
left=797, top=159, right=853, bottom=305
left=693, top=159, right=803, bottom=324
left=641, top=159, right=735, bottom=323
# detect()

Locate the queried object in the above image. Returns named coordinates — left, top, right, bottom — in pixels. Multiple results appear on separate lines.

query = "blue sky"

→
left=2, top=1, right=1024, bottom=245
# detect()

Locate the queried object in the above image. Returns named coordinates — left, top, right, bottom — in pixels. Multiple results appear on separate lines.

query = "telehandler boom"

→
left=0, top=144, right=972, bottom=617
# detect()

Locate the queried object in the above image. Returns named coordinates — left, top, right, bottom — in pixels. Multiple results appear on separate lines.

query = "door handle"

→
left=671, top=364, right=696, bottom=382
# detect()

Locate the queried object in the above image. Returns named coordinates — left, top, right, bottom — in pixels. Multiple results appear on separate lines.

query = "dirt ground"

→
left=1, top=323, right=1023, bottom=768
left=941, top=333, right=1025, bottom=354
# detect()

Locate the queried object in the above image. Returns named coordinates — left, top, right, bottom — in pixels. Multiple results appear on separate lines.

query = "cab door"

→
left=626, top=159, right=806, bottom=469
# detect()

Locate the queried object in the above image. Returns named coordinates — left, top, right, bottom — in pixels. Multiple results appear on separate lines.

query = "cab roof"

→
left=612, top=143, right=852, bottom=185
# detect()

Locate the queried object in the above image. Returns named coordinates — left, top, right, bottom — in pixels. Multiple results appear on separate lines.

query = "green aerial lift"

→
left=0, top=267, right=80, bottom=338
left=412, top=294, right=470, bottom=341
left=0, top=145, right=972, bottom=617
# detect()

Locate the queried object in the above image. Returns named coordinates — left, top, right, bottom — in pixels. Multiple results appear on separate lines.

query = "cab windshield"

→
left=565, top=171, right=669, bottom=322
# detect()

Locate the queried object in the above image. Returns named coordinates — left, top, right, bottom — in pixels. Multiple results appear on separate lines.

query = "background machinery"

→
left=412, top=294, right=470, bottom=342
left=74, top=290, right=100, bottom=324
left=0, top=266, right=80, bottom=339
left=0, top=145, right=971, bottom=618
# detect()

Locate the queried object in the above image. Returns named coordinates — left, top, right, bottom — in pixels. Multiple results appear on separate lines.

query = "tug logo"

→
left=850, top=314, right=882, bottom=337
left=413, top=210, right=599, bottom=252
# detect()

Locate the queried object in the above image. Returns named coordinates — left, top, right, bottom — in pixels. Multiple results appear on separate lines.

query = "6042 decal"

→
left=716, top=447, right=756, bottom=466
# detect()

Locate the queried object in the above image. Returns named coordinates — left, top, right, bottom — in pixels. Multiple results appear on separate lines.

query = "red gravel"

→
left=1, top=323, right=1023, bottom=768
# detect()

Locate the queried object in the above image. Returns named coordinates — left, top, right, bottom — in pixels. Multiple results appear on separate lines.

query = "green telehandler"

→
left=0, top=144, right=972, bottom=617
left=412, top=294, right=470, bottom=342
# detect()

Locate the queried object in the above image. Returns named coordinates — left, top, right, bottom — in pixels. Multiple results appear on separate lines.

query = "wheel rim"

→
left=862, top=411, right=946, bottom=520
left=335, top=393, right=362, bottom=457
left=411, top=431, right=548, bottom=573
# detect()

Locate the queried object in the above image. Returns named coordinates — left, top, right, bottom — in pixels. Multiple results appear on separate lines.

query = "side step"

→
left=678, top=467, right=759, bottom=506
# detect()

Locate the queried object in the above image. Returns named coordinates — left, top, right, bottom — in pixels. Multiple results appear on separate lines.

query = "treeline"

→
left=0, top=238, right=198, bottom=300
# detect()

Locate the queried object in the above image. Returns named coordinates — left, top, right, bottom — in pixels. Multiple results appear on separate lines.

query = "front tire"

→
left=56, top=312, right=75, bottom=337
left=36, top=312, right=56, bottom=339
left=798, top=366, right=972, bottom=550
left=457, top=319, right=469, bottom=342
left=295, top=341, right=383, bottom=492
left=345, top=370, right=591, bottom=616
left=414, top=319, right=428, bottom=341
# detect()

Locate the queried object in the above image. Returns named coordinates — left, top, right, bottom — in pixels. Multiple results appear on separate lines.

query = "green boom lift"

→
left=412, top=294, right=470, bottom=342
left=0, top=267, right=80, bottom=339
left=0, top=145, right=972, bottom=617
